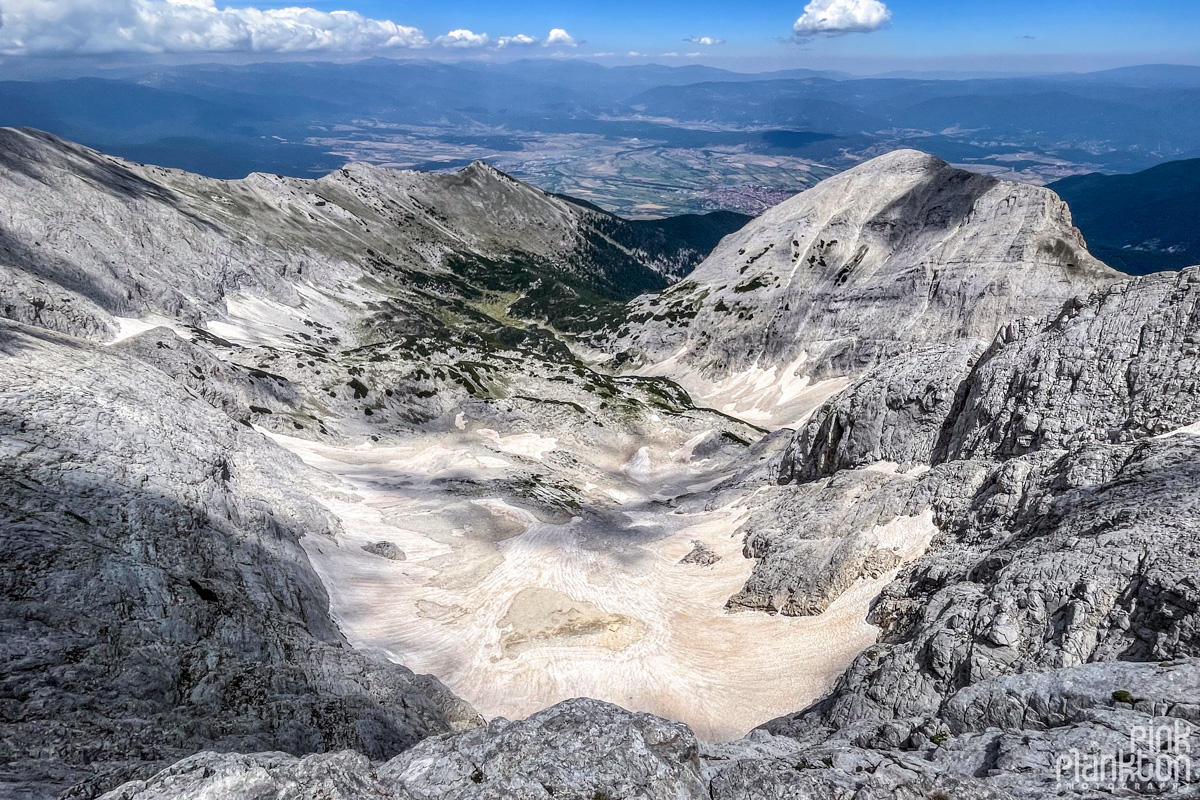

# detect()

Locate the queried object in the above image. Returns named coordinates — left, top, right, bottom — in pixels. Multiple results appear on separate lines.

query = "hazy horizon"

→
left=3, top=52, right=1200, bottom=84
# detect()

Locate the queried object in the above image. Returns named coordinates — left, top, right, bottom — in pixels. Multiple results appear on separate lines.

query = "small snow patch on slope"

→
left=1159, top=420, right=1200, bottom=438
left=633, top=350, right=852, bottom=430
left=106, top=316, right=162, bottom=344
left=477, top=429, right=558, bottom=460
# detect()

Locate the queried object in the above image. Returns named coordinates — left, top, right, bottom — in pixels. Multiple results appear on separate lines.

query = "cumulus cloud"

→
left=495, top=29, right=579, bottom=48
left=434, top=28, right=489, bottom=48
left=660, top=52, right=679, bottom=57
left=0, top=0, right=430, bottom=55
left=496, top=33, right=537, bottom=47
left=544, top=28, right=577, bottom=46
left=792, top=0, right=891, bottom=39
left=0, top=0, right=572, bottom=55
left=684, top=35, right=724, bottom=46
left=626, top=51, right=644, bottom=57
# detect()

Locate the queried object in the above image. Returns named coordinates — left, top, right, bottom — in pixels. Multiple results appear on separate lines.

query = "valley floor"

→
left=270, top=429, right=936, bottom=739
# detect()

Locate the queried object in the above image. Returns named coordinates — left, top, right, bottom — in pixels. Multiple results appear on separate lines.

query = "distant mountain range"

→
left=0, top=58, right=1195, bottom=273
left=1050, top=157, right=1200, bottom=274
left=1, top=59, right=1199, bottom=210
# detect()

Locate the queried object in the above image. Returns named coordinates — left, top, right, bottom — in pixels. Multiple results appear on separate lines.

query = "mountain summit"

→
left=613, top=150, right=1121, bottom=426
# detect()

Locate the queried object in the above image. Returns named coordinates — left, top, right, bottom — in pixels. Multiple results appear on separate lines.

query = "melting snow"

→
left=633, top=349, right=851, bottom=430
left=1160, top=420, right=1200, bottom=438
left=476, top=429, right=558, bottom=460
left=105, top=315, right=186, bottom=344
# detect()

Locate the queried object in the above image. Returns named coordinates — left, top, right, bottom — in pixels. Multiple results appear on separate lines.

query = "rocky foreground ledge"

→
left=102, top=681, right=1200, bottom=800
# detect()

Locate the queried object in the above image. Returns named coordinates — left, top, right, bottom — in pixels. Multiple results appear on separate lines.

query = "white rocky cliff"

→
left=612, top=149, right=1121, bottom=427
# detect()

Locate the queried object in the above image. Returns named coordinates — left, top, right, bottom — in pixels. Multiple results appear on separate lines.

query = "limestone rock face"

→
left=779, top=339, right=983, bottom=483
left=679, top=540, right=721, bottom=567
left=363, top=541, right=408, bottom=561
left=0, top=128, right=719, bottom=342
left=779, top=437, right=1200, bottom=734
left=724, top=468, right=927, bottom=617
left=0, top=321, right=478, bottom=799
left=111, top=326, right=303, bottom=421
left=756, top=266, right=1200, bottom=798
left=0, top=128, right=351, bottom=335
left=105, top=684, right=1200, bottom=800
left=944, top=267, right=1200, bottom=460
left=613, top=150, right=1120, bottom=422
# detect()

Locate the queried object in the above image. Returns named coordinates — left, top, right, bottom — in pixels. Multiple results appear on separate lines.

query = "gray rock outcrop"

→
left=0, top=321, right=478, bottom=798
left=755, top=265, right=1200, bottom=797
left=100, top=698, right=707, bottom=800
left=779, top=338, right=983, bottom=483
left=679, top=540, right=721, bottom=566
left=725, top=468, right=924, bottom=616
left=363, top=541, right=407, bottom=561
left=944, top=268, right=1200, bottom=460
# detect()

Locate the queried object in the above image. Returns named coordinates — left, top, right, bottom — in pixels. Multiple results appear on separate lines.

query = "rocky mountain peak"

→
left=814, top=146, right=946, bottom=179
left=462, top=158, right=515, bottom=181
left=612, top=148, right=1122, bottom=427
left=0, top=127, right=751, bottom=345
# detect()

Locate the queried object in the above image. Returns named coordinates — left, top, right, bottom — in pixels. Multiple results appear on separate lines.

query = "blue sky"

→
left=256, top=0, right=1200, bottom=70
left=367, top=0, right=1196, bottom=53
left=1, top=0, right=1197, bottom=72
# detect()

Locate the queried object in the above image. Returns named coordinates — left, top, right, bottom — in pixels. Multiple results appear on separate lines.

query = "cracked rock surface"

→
left=754, top=266, right=1200, bottom=797
left=100, top=698, right=707, bottom=800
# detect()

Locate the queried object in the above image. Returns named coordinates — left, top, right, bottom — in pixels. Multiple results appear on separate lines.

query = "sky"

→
left=0, top=0, right=1197, bottom=73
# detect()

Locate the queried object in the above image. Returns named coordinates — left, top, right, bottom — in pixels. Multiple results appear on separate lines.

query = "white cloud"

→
left=544, top=28, right=577, bottom=47
left=626, top=51, right=645, bottom=57
left=793, top=0, right=891, bottom=39
left=496, top=33, right=537, bottom=48
left=0, top=1, right=583, bottom=56
left=0, top=0, right=430, bottom=55
left=684, top=35, right=724, bottom=46
left=660, top=52, right=679, bottom=57
left=434, top=28, right=489, bottom=48
left=591, top=51, right=615, bottom=57
left=685, top=52, right=701, bottom=57
left=497, top=28, right=578, bottom=48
